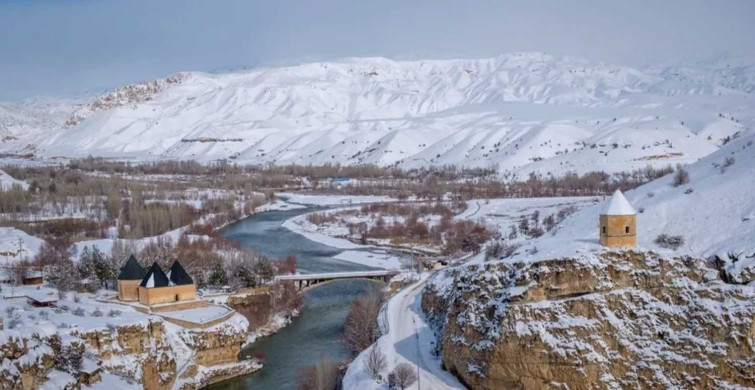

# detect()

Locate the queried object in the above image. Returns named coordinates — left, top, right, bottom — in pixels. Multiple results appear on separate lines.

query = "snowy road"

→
left=343, top=273, right=466, bottom=390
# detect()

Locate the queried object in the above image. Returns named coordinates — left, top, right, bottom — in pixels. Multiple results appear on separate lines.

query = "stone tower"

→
left=599, top=190, right=636, bottom=248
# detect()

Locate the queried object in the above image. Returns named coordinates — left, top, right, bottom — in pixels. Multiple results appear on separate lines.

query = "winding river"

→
left=209, top=206, right=394, bottom=390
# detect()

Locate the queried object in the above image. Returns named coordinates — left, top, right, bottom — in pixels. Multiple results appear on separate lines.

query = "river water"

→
left=209, top=207, right=390, bottom=390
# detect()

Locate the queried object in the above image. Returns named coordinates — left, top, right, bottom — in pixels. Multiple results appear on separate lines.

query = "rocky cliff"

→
left=0, top=314, right=258, bottom=390
left=423, top=251, right=755, bottom=389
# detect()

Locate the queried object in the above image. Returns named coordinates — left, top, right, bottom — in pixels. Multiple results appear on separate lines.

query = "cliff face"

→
left=0, top=315, right=256, bottom=390
left=424, top=251, right=755, bottom=389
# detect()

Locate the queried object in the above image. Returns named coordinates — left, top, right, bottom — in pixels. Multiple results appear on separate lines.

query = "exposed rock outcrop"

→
left=0, top=314, right=256, bottom=390
left=424, top=251, right=755, bottom=389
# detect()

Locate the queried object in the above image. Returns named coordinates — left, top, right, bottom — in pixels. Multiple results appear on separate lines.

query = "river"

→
left=209, top=206, right=394, bottom=390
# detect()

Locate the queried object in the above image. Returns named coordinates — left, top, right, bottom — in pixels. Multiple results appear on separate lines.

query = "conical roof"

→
left=117, top=255, right=146, bottom=281
left=140, top=262, right=170, bottom=288
left=167, top=261, right=194, bottom=286
left=601, top=190, right=636, bottom=216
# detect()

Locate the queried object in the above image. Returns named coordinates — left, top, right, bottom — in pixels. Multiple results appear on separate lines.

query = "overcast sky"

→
left=1, top=0, right=754, bottom=100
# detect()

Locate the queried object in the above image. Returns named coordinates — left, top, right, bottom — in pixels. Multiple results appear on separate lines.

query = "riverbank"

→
left=211, top=206, right=411, bottom=390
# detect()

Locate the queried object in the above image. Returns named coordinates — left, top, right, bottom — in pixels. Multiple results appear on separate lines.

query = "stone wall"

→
left=117, top=280, right=140, bottom=301
left=138, top=284, right=197, bottom=305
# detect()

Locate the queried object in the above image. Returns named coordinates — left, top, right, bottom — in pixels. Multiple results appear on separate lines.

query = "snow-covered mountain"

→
left=2, top=53, right=754, bottom=176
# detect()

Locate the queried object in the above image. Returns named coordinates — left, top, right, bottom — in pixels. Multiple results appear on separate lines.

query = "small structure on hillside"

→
left=600, top=190, right=637, bottom=248
left=138, top=261, right=197, bottom=305
left=22, top=271, right=44, bottom=285
left=117, top=255, right=146, bottom=301
left=26, top=291, right=57, bottom=307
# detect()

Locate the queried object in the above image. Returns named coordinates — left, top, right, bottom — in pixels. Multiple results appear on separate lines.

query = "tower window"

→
left=602, top=226, right=606, bottom=234
left=625, top=226, right=630, bottom=234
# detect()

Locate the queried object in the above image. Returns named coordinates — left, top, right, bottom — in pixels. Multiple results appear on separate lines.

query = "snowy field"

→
left=333, top=250, right=404, bottom=270
left=278, top=192, right=399, bottom=206
left=0, top=168, right=28, bottom=190
left=0, top=227, right=47, bottom=265
left=459, top=196, right=600, bottom=234
left=0, top=285, right=151, bottom=337
left=160, top=305, right=232, bottom=324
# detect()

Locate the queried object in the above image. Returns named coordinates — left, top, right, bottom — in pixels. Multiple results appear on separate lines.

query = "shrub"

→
left=684, top=188, right=694, bottom=194
left=364, top=345, right=388, bottom=381
left=485, top=241, right=504, bottom=260
left=73, top=307, right=86, bottom=317
left=721, top=156, right=736, bottom=173
left=108, top=309, right=121, bottom=318
left=7, top=317, right=22, bottom=329
left=673, top=168, right=690, bottom=187
left=92, top=308, right=104, bottom=317
left=391, top=363, right=418, bottom=390
left=485, top=241, right=519, bottom=260
left=654, top=234, right=685, bottom=250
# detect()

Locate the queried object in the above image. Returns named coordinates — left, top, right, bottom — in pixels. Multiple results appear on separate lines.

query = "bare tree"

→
left=297, top=356, right=340, bottom=390
left=364, top=345, right=387, bottom=381
left=343, top=293, right=383, bottom=355
left=392, top=363, right=418, bottom=390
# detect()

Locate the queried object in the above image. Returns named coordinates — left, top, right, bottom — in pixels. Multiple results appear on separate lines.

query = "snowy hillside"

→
left=504, top=130, right=755, bottom=262
left=0, top=168, right=28, bottom=190
left=0, top=97, right=82, bottom=149
left=0, top=227, right=45, bottom=265
left=2, top=53, right=753, bottom=176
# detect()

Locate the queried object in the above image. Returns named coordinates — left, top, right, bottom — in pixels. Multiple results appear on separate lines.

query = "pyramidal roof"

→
left=168, top=261, right=194, bottom=286
left=117, top=255, right=146, bottom=281
left=601, top=190, right=636, bottom=216
left=140, top=262, right=170, bottom=288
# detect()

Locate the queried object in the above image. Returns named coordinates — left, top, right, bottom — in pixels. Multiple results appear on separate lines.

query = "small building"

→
left=117, top=255, right=146, bottom=301
left=22, top=271, right=44, bottom=286
left=599, top=190, right=637, bottom=248
left=138, top=261, right=197, bottom=306
left=26, top=291, right=58, bottom=307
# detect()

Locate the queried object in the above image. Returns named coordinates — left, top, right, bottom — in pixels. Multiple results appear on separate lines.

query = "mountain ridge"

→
left=0, top=53, right=752, bottom=177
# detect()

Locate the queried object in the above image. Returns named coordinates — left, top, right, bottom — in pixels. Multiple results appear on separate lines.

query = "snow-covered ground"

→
left=459, top=196, right=599, bottom=234
left=0, top=168, right=28, bottom=190
left=495, top=130, right=755, bottom=265
left=0, top=227, right=46, bottom=265
left=278, top=192, right=398, bottom=206
left=333, top=250, right=404, bottom=270
left=255, top=198, right=306, bottom=212
left=0, top=286, right=151, bottom=338
left=282, top=210, right=365, bottom=250
left=343, top=273, right=465, bottom=390
left=160, top=305, right=233, bottom=324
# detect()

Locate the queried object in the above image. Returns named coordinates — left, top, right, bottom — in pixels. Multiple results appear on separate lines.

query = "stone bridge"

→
left=275, top=270, right=401, bottom=290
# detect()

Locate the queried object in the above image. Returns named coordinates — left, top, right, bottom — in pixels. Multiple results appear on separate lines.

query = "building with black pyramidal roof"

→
left=117, top=255, right=146, bottom=301
left=118, top=255, right=146, bottom=280
left=140, top=262, right=170, bottom=288
left=167, top=261, right=194, bottom=286
left=137, top=260, right=197, bottom=305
